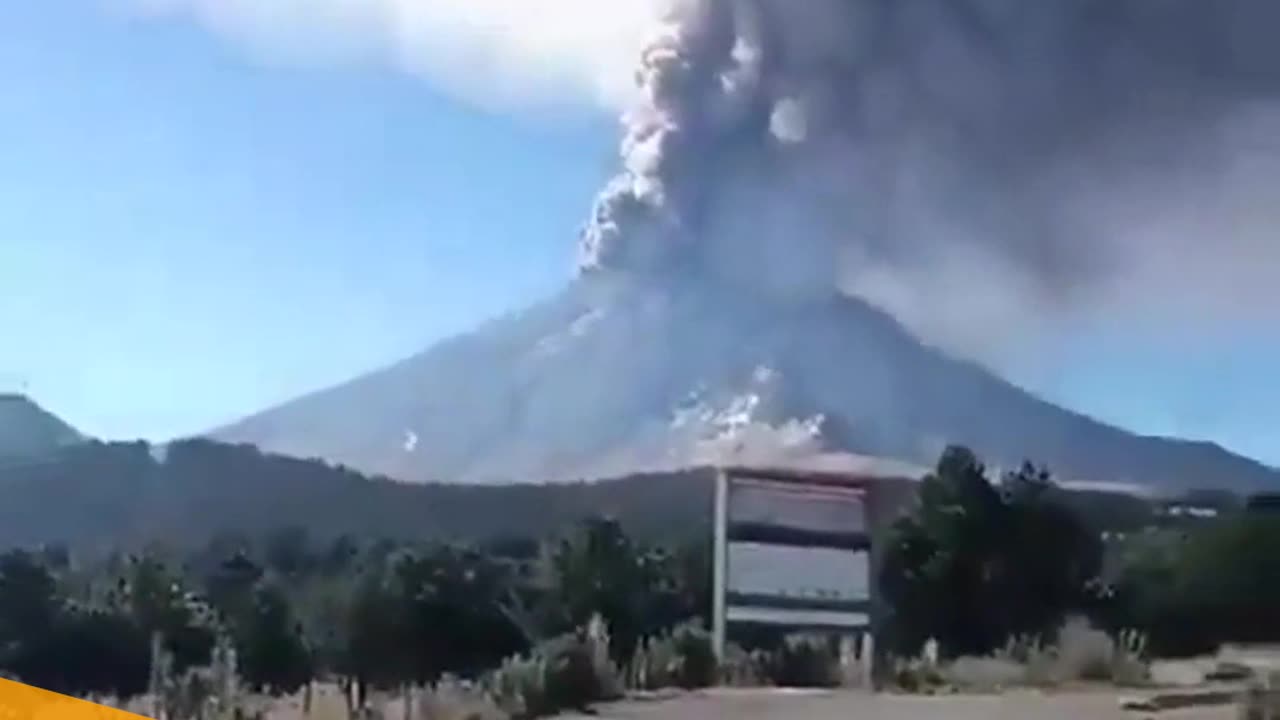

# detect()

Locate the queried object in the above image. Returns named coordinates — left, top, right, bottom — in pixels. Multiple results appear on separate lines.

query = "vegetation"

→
left=881, top=446, right=1280, bottom=662
left=0, top=442, right=1276, bottom=716
left=880, top=447, right=1104, bottom=657
left=0, top=513, right=709, bottom=713
left=0, top=439, right=712, bottom=550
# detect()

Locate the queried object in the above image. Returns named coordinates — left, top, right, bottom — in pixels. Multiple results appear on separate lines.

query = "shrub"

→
left=542, top=636, right=604, bottom=713
left=671, top=625, right=717, bottom=689
left=1026, top=618, right=1149, bottom=687
left=487, top=614, right=621, bottom=719
left=627, top=636, right=676, bottom=691
left=489, top=654, right=548, bottom=719
left=938, top=618, right=1149, bottom=692
left=765, top=635, right=841, bottom=688
left=718, top=644, right=767, bottom=688
left=627, top=624, right=717, bottom=691
left=892, top=657, right=946, bottom=694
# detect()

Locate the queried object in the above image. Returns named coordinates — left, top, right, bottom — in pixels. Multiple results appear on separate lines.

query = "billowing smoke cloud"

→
left=580, top=0, right=1280, bottom=363
left=122, top=0, right=1280, bottom=366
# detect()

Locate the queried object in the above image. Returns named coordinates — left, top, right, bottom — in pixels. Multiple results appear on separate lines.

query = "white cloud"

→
left=116, top=0, right=668, bottom=110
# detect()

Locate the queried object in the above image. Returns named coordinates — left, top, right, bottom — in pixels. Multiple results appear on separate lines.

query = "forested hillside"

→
left=1, top=436, right=1235, bottom=554
left=0, top=439, right=713, bottom=551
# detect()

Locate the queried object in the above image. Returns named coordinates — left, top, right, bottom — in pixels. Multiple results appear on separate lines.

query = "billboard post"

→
left=712, top=469, right=729, bottom=661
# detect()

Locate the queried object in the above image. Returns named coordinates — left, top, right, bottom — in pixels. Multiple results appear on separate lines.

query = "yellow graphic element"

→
left=0, top=677, right=152, bottom=720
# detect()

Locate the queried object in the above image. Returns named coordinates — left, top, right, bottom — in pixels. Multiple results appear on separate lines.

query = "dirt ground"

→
left=560, top=688, right=1239, bottom=720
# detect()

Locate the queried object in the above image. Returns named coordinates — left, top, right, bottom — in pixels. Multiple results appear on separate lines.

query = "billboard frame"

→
left=712, top=465, right=884, bottom=671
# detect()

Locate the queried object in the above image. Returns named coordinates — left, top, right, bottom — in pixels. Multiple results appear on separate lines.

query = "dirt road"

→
left=561, top=688, right=1239, bottom=720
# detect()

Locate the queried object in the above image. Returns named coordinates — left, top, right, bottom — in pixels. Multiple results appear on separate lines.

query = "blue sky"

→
left=1, top=1, right=1276, bottom=467
left=0, top=1, right=611, bottom=440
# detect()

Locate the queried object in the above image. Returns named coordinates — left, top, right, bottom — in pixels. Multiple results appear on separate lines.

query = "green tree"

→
left=880, top=447, right=1102, bottom=657
left=235, top=583, right=313, bottom=694
left=119, top=554, right=216, bottom=673
left=996, top=463, right=1103, bottom=639
left=0, top=550, right=63, bottom=689
left=1109, top=512, right=1280, bottom=655
left=341, top=563, right=413, bottom=705
left=55, top=605, right=151, bottom=699
left=0, top=550, right=59, bottom=644
left=392, top=546, right=527, bottom=682
left=549, top=517, right=658, bottom=661
left=881, top=447, right=1010, bottom=655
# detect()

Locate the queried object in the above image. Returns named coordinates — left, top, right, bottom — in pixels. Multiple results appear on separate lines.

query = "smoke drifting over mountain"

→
left=126, top=0, right=1280, bottom=362
left=580, top=0, right=1280, bottom=355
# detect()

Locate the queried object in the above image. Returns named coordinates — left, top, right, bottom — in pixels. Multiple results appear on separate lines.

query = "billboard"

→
left=712, top=469, right=875, bottom=655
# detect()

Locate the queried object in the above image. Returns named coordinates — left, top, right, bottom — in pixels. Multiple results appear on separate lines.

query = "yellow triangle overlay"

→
left=0, top=678, right=152, bottom=720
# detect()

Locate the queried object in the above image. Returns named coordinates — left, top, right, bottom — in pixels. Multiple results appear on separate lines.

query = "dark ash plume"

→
left=580, top=0, right=1280, bottom=352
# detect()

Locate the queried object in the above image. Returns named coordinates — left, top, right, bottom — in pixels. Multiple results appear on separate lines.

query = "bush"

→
left=935, top=619, right=1149, bottom=692
left=892, top=657, right=946, bottom=694
left=671, top=626, right=717, bottom=689
left=542, top=636, right=604, bottom=713
left=489, top=654, right=549, bottom=719
left=718, top=644, right=767, bottom=688
left=765, top=635, right=841, bottom=688
left=488, top=614, right=622, bottom=719
left=1021, top=618, right=1149, bottom=687
left=627, top=624, right=717, bottom=691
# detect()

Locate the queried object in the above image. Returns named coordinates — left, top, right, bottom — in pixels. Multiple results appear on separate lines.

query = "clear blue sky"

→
left=1, top=1, right=611, bottom=440
left=2, top=2, right=1277, bottom=467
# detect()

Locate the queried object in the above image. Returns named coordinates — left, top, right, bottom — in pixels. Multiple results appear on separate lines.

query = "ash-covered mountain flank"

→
left=219, top=0, right=1280, bottom=493
left=212, top=278, right=1275, bottom=492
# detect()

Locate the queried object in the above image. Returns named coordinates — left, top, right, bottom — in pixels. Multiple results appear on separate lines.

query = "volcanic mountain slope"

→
left=212, top=279, right=1277, bottom=493
left=0, top=394, right=83, bottom=460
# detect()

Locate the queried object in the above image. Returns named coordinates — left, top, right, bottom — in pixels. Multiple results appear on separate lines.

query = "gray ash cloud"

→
left=578, top=0, right=1280, bottom=352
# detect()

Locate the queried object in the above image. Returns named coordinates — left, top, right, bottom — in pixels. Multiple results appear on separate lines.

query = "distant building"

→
left=1160, top=504, right=1220, bottom=520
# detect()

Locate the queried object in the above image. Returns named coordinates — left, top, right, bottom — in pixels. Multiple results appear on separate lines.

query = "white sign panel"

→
left=728, top=478, right=867, bottom=535
left=727, top=543, right=870, bottom=602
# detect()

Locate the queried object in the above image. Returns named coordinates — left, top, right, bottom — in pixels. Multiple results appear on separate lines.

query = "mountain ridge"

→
left=211, top=278, right=1278, bottom=493
left=0, top=393, right=84, bottom=461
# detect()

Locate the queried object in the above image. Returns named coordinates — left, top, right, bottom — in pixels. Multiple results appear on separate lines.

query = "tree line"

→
left=880, top=446, right=1280, bottom=659
left=0, top=516, right=708, bottom=704
left=0, top=439, right=712, bottom=550
left=0, top=444, right=1276, bottom=704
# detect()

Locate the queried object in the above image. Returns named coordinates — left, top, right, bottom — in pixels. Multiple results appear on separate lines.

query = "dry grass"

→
left=1018, top=618, right=1149, bottom=688
left=894, top=618, right=1151, bottom=694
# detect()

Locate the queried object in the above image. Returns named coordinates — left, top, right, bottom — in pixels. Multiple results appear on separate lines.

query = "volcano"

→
left=211, top=278, right=1277, bottom=494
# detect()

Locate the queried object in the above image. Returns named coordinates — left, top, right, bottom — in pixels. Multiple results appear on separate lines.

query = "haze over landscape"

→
left=4, top=0, right=1280, bottom=490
